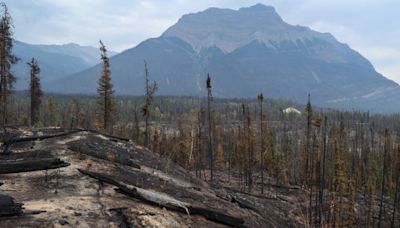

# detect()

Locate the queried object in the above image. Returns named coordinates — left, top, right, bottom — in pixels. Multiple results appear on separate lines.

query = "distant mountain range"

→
left=12, top=41, right=117, bottom=90
left=23, top=4, right=400, bottom=113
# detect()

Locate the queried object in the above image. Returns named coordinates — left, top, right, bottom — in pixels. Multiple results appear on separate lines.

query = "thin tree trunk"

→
left=320, top=116, right=327, bottom=224
left=144, top=112, right=149, bottom=147
left=259, top=98, right=264, bottom=194
left=207, top=91, right=213, bottom=182
left=378, top=129, right=389, bottom=228
left=391, top=145, right=400, bottom=228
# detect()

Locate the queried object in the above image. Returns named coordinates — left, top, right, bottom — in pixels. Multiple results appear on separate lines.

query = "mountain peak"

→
left=238, top=4, right=282, bottom=22
left=162, top=4, right=315, bottom=52
left=239, top=3, right=275, bottom=12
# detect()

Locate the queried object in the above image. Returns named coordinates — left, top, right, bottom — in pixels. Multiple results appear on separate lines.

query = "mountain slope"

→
left=49, top=4, right=400, bottom=113
left=12, top=41, right=117, bottom=90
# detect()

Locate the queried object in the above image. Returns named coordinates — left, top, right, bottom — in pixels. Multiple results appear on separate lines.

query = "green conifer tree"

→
left=0, top=3, right=18, bottom=126
left=27, top=57, right=42, bottom=126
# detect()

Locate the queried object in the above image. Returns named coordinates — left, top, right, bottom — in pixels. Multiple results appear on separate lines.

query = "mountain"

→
left=12, top=41, right=117, bottom=90
left=49, top=4, right=400, bottom=113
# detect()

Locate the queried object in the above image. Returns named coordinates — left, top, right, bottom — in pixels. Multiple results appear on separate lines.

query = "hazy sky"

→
left=3, top=0, right=400, bottom=83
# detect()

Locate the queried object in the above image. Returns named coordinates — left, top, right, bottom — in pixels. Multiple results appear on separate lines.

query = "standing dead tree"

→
left=142, top=61, right=158, bottom=148
left=378, top=128, right=389, bottom=228
left=257, top=93, right=265, bottom=194
left=304, top=94, right=313, bottom=224
left=319, top=116, right=328, bottom=225
left=195, top=108, right=204, bottom=179
left=206, top=74, right=214, bottom=182
left=391, top=144, right=400, bottom=228
left=96, top=40, right=115, bottom=132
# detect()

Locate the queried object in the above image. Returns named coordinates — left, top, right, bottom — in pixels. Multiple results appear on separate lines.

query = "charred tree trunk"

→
left=206, top=74, right=214, bottom=183
left=378, top=128, right=389, bottom=228
left=319, top=116, right=327, bottom=225
left=78, top=169, right=245, bottom=227
left=0, top=158, right=69, bottom=174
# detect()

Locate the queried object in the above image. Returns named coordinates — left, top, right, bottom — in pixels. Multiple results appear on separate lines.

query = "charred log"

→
left=0, top=150, right=53, bottom=160
left=67, top=136, right=207, bottom=188
left=0, top=158, right=69, bottom=174
left=69, top=141, right=141, bottom=169
left=82, top=129, right=130, bottom=142
left=79, top=169, right=245, bottom=227
left=2, top=129, right=84, bottom=154
left=231, top=195, right=258, bottom=211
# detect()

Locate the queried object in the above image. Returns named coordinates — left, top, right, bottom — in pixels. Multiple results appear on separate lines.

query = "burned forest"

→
left=1, top=2, right=400, bottom=228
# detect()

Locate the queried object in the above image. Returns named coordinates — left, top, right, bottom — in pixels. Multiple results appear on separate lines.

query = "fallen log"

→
left=78, top=169, right=189, bottom=214
left=69, top=141, right=141, bottom=169
left=0, top=194, right=23, bottom=217
left=0, top=150, right=53, bottom=160
left=82, top=129, right=130, bottom=142
left=79, top=169, right=245, bottom=227
left=68, top=136, right=207, bottom=188
left=0, top=158, right=70, bottom=174
left=2, top=129, right=84, bottom=154
left=3, top=129, right=83, bottom=144
left=231, top=195, right=258, bottom=212
left=1, top=128, right=130, bottom=154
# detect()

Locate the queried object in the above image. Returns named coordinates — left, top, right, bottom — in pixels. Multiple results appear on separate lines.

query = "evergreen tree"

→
left=96, top=40, right=115, bottom=131
left=0, top=3, right=18, bottom=126
left=27, top=57, right=42, bottom=126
